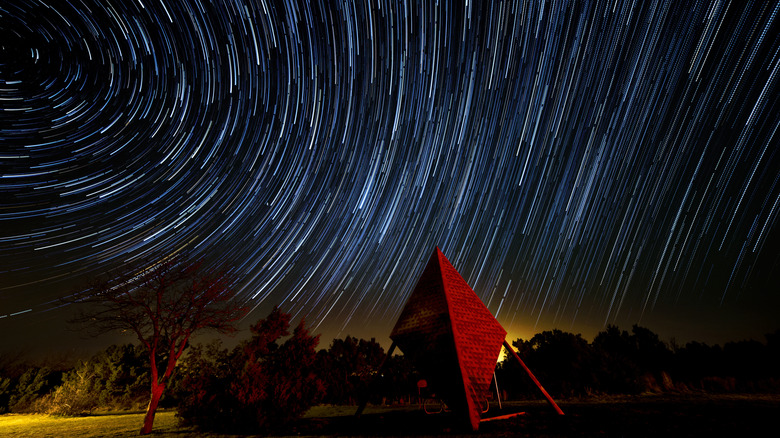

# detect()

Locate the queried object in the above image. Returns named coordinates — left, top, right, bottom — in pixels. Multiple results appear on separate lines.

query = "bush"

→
left=0, top=377, right=11, bottom=413
left=177, top=307, right=324, bottom=434
left=7, top=366, right=63, bottom=412
left=316, top=336, right=387, bottom=404
left=500, top=329, right=596, bottom=398
left=592, top=325, right=643, bottom=393
left=37, top=344, right=149, bottom=415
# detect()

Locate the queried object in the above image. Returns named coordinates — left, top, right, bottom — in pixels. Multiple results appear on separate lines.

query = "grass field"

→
left=0, top=410, right=186, bottom=437
left=1, top=394, right=778, bottom=437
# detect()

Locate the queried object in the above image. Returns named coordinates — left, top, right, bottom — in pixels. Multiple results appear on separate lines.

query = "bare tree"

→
left=70, top=257, right=248, bottom=435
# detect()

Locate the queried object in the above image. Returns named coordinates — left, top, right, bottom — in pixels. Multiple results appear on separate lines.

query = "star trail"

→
left=1, top=0, right=779, bottom=351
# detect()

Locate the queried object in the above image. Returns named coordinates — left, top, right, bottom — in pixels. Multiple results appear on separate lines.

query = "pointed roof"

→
left=391, top=247, right=506, bottom=431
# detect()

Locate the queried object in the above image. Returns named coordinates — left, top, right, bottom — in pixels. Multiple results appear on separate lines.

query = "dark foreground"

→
left=290, top=394, right=780, bottom=437
left=2, top=394, right=776, bottom=437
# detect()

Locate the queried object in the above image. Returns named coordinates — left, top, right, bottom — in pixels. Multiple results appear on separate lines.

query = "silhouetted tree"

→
left=671, top=341, right=727, bottom=390
left=502, top=329, right=595, bottom=397
left=766, top=329, right=780, bottom=372
left=723, top=339, right=769, bottom=386
left=317, top=336, right=386, bottom=404
left=592, top=325, right=642, bottom=393
left=591, top=325, right=674, bottom=393
left=375, top=353, right=417, bottom=404
left=69, top=257, right=247, bottom=434
left=631, top=325, right=673, bottom=375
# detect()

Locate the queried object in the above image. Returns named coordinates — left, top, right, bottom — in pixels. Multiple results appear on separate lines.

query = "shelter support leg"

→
left=502, top=340, right=564, bottom=415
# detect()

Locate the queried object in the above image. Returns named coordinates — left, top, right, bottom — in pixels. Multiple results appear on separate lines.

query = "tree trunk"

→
left=140, top=382, right=165, bottom=435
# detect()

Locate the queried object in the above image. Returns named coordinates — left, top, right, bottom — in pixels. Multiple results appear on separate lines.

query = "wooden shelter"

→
left=357, top=247, right=563, bottom=430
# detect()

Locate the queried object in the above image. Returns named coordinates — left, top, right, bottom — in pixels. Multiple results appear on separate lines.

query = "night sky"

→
left=2, top=0, right=779, bottom=355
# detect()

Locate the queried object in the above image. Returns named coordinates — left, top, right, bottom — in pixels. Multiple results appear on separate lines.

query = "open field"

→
left=0, top=410, right=185, bottom=438
left=1, top=394, right=778, bottom=437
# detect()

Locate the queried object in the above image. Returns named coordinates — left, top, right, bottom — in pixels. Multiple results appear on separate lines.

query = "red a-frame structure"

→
left=357, top=247, right=563, bottom=430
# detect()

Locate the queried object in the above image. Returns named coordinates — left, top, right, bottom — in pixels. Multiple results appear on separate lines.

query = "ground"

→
left=1, top=394, right=777, bottom=437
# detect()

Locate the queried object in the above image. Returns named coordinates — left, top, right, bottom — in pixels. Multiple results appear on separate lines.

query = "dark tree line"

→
left=496, top=325, right=780, bottom=399
left=2, top=322, right=779, bottom=432
left=0, top=344, right=149, bottom=415
left=315, top=335, right=415, bottom=406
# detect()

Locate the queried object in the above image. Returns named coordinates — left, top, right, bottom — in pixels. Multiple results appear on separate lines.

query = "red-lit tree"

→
left=70, top=257, right=247, bottom=435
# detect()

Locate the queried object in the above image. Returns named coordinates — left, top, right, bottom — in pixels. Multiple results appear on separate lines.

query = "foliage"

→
left=499, top=325, right=677, bottom=398
left=43, top=344, right=149, bottom=415
left=0, top=352, right=27, bottom=414
left=591, top=325, right=643, bottom=393
left=177, top=307, right=324, bottom=434
left=499, top=325, right=780, bottom=398
left=499, top=329, right=596, bottom=398
left=6, top=366, right=63, bottom=412
left=0, top=376, right=11, bottom=414
left=371, top=353, right=417, bottom=404
left=671, top=331, right=780, bottom=392
left=3, top=324, right=779, bottom=418
left=316, top=336, right=386, bottom=404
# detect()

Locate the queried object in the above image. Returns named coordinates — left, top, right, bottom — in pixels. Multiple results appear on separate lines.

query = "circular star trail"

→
left=1, top=1, right=778, bottom=347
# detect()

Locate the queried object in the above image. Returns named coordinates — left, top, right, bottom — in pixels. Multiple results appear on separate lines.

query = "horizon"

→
left=3, top=304, right=777, bottom=362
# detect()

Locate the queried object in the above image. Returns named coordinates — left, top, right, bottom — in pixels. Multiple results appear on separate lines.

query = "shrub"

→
left=8, top=366, right=62, bottom=412
left=0, top=376, right=13, bottom=414
left=39, top=344, right=149, bottom=415
left=502, top=329, right=596, bottom=398
left=177, top=307, right=324, bottom=434
left=45, top=366, right=98, bottom=415
left=317, top=336, right=387, bottom=404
